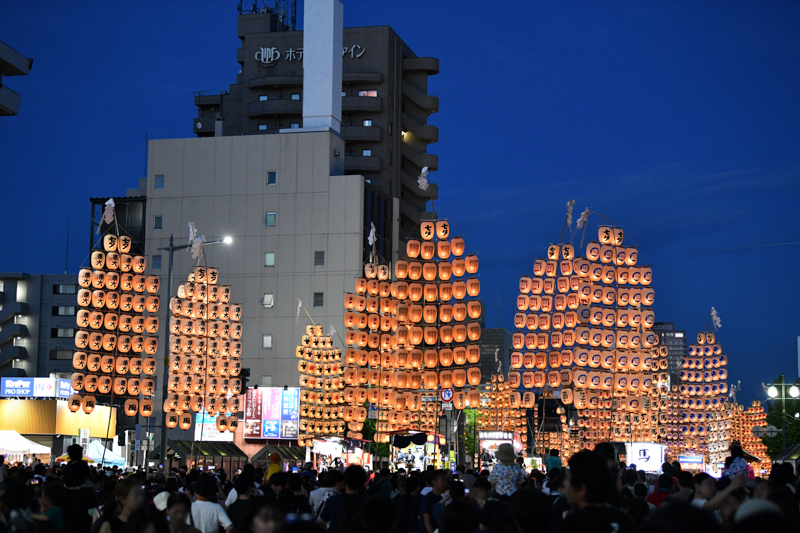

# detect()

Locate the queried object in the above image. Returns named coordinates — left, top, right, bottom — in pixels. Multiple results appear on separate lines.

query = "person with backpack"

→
left=318, top=465, right=368, bottom=532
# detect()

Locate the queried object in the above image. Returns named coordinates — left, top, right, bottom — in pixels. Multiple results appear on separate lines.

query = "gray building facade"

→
left=193, top=13, right=440, bottom=255
left=0, top=273, right=81, bottom=378
left=652, top=321, right=686, bottom=385
left=476, top=327, right=513, bottom=381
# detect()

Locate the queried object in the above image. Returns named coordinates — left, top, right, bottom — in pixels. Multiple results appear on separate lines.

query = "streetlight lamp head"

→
left=223, top=236, right=233, bottom=244
left=768, top=386, right=779, bottom=398
left=789, top=385, right=800, bottom=398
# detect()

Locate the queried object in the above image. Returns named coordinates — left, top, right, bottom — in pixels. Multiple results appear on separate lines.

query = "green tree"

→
left=463, top=409, right=480, bottom=459
left=761, top=374, right=800, bottom=460
left=362, top=419, right=390, bottom=457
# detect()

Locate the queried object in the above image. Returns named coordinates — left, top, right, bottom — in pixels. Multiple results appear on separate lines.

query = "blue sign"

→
left=2, top=378, right=33, bottom=396
left=260, top=388, right=300, bottom=439
left=57, top=379, right=72, bottom=398
left=678, top=454, right=704, bottom=464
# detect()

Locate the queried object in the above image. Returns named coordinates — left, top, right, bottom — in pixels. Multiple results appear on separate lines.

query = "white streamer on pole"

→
left=417, top=166, right=430, bottom=191
left=295, top=299, right=303, bottom=324
left=565, top=199, right=575, bottom=228
left=711, top=307, right=722, bottom=329
left=576, top=208, right=590, bottom=229
left=367, top=222, right=377, bottom=247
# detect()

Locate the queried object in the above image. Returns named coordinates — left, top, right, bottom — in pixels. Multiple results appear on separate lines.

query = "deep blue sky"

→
left=2, top=1, right=799, bottom=405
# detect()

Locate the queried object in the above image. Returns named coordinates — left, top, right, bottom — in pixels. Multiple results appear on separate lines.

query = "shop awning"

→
left=251, top=444, right=305, bottom=462
left=0, top=430, right=51, bottom=455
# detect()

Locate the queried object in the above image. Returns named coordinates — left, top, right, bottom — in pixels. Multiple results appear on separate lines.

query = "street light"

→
left=156, top=233, right=231, bottom=469
left=763, top=378, right=799, bottom=454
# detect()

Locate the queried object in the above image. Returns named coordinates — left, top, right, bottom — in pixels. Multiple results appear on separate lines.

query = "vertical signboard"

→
left=79, top=428, right=90, bottom=457
left=243, top=387, right=300, bottom=439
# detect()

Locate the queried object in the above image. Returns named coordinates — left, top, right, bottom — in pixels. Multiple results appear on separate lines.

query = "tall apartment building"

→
left=192, top=11, right=439, bottom=259
left=0, top=273, right=82, bottom=378
left=0, top=40, right=33, bottom=125
left=652, top=322, right=686, bottom=385
left=476, top=327, right=513, bottom=381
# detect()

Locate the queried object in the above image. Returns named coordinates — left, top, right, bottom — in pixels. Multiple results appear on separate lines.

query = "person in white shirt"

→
left=310, top=470, right=342, bottom=518
left=191, top=475, right=233, bottom=533
left=691, top=471, right=746, bottom=522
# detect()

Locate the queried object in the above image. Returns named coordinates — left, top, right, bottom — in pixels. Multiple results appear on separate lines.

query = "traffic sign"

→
left=440, top=387, right=454, bottom=403
left=752, top=426, right=765, bottom=438
left=765, top=425, right=779, bottom=438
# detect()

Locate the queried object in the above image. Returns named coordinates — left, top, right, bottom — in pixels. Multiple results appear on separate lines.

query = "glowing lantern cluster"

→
left=676, top=329, right=731, bottom=464
left=732, top=401, right=768, bottom=469
left=513, top=223, right=670, bottom=450
left=475, top=374, right=529, bottom=444
left=163, top=266, right=241, bottom=432
left=70, top=232, right=159, bottom=417
left=296, top=325, right=346, bottom=446
left=339, top=219, right=482, bottom=444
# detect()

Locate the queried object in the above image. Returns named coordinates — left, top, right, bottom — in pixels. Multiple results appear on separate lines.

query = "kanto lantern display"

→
left=475, top=374, right=530, bottom=446
left=675, top=321, right=733, bottom=465
left=513, top=219, right=668, bottom=455
left=296, top=324, right=346, bottom=445
left=165, top=265, right=240, bottom=432
left=337, top=219, right=482, bottom=445
left=71, top=204, right=159, bottom=418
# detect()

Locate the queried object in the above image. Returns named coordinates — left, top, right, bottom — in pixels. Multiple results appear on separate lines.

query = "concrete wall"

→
left=143, top=131, right=363, bottom=413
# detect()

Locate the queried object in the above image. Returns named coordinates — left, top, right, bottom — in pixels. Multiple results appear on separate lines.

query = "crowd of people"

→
left=0, top=442, right=799, bottom=533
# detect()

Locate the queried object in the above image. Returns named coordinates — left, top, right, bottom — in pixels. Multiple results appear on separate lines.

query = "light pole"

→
left=157, top=234, right=232, bottom=469
left=766, top=379, right=800, bottom=453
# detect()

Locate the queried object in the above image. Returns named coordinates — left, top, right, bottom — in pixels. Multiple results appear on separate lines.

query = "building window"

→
left=152, top=256, right=162, bottom=270
left=342, top=91, right=347, bottom=97
left=362, top=149, right=372, bottom=156
left=359, top=90, right=377, bottom=97
left=258, top=124, right=268, bottom=131
left=153, top=216, right=163, bottom=230
left=265, top=212, right=276, bottom=226
left=262, top=294, right=274, bottom=308
left=52, top=328, right=75, bottom=338
left=52, top=306, right=76, bottom=316
left=261, top=376, right=272, bottom=386
left=53, top=284, right=78, bottom=294
left=265, top=252, right=275, bottom=267
left=50, top=350, right=73, bottom=360
left=154, top=175, right=164, bottom=190
left=290, top=123, right=300, bottom=129
left=313, top=292, right=324, bottom=307
left=267, top=171, right=277, bottom=185
left=262, top=334, right=273, bottom=349
left=314, top=251, right=325, bottom=266
left=291, top=93, right=300, bottom=100
left=363, top=119, right=372, bottom=127
left=259, top=95, right=269, bottom=101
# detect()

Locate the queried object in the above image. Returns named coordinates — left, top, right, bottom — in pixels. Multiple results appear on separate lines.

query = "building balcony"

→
left=341, top=125, right=382, bottom=142
left=0, top=324, right=28, bottom=348
left=194, top=94, right=221, bottom=107
left=402, top=57, right=440, bottom=75
left=249, top=99, right=303, bottom=116
left=0, top=301, right=27, bottom=325
left=0, top=85, right=21, bottom=117
left=345, top=155, right=381, bottom=173
left=342, top=96, right=382, bottom=113
left=193, top=118, right=216, bottom=135
left=0, top=346, right=28, bottom=369
left=402, top=80, right=439, bottom=113
left=249, top=75, right=304, bottom=88
left=343, top=72, right=383, bottom=84
left=401, top=114, right=438, bottom=143
left=401, top=142, right=438, bottom=171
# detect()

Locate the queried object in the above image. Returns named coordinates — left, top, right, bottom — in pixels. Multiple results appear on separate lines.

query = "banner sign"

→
left=244, top=387, right=300, bottom=439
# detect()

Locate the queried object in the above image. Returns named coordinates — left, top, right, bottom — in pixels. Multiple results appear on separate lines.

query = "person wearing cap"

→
left=488, top=443, right=526, bottom=498
left=191, top=474, right=233, bottom=533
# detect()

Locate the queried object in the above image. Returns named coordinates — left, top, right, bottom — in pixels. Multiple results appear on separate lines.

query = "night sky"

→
left=2, top=1, right=799, bottom=405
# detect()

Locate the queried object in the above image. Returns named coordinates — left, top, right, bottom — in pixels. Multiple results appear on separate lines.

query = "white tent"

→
left=87, top=440, right=125, bottom=467
left=0, top=430, right=51, bottom=455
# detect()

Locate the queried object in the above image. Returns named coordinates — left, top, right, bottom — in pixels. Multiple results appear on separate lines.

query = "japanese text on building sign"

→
left=255, top=45, right=366, bottom=67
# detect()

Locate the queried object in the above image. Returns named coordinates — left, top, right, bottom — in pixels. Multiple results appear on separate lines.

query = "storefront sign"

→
left=1, top=377, right=72, bottom=398
left=79, top=428, right=90, bottom=457
left=678, top=454, right=704, bottom=464
left=195, top=413, right=234, bottom=442
left=244, top=387, right=300, bottom=439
